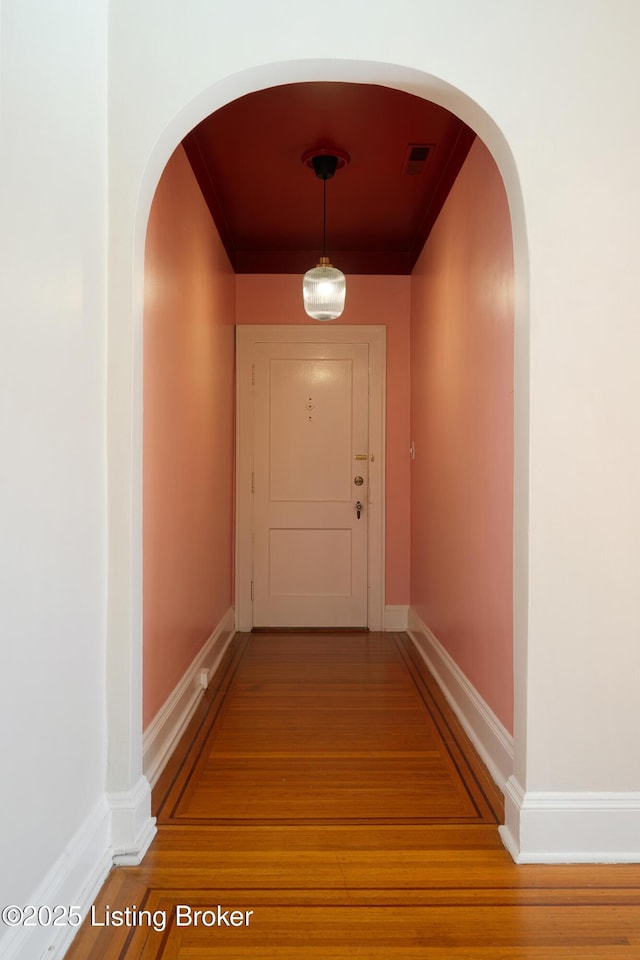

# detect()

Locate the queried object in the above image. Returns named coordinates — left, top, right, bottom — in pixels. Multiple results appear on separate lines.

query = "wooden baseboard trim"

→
left=0, top=797, right=111, bottom=960
left=384, top=604, right=409, bottom=631
left=143, top=607, right=235, bottom=787
left=109, top=774, right=156, bottom=866
left=407, top=607, right=513, bottom=794
left=502, top=775, right=640, bottom=863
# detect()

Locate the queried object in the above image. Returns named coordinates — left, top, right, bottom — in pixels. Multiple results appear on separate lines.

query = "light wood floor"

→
left=66, top=632, right=640, bottom=958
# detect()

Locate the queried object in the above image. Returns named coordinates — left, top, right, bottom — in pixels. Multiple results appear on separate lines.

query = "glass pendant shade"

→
left=303, top=256, right=346, bottom=321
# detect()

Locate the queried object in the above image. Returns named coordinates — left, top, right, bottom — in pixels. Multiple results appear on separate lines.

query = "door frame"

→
left=236, top=324, right=386, bottom=632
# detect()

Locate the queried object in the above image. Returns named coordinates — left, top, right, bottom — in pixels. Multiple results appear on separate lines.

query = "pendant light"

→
left=302, top=150, right=349, bottom=321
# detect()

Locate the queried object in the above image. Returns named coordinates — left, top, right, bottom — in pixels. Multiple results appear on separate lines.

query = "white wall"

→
left=1, top=9, right=639, bottom=943
left=0, top=0, right=110, bottom=954
left=107, top=0, right=640, bottom=860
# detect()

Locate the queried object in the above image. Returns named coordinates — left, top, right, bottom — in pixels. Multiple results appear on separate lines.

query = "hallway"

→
left=66, top=632, right=640, bottom=957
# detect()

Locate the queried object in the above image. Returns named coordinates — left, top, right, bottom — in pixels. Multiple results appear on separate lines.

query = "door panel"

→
left=268, top=358, right=353, bottom=503
left=268, top=528, right=352, bottom=597
left=253, top=341, right=368, bottom=627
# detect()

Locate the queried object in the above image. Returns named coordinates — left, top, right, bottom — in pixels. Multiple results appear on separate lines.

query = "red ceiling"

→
left=183, top=82, right=474, bottom=275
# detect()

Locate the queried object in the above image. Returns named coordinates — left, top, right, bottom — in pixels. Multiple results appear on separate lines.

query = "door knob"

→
left=355, top=500, right=363, bottom=519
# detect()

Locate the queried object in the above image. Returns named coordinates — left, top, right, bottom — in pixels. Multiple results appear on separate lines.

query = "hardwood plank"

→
left=149, top=949, right=640, bottom=959
left=65, top=632, right=640, bottom=959
left=162, top=902, right=640, bottom=945
left=62, top=872, right=151, bottom=960
left=86, top=897, right=640, bottom=955
left=165, top=633, right=494, bottom=825
left=126, top=829, right=640, bottom=895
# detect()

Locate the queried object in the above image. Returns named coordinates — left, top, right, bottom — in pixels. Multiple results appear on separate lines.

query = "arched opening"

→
left=106, top=59, right=529, bottom=863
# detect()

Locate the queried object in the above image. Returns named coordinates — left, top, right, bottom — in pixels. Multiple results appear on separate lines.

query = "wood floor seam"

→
left=65, top=631, right=640, bottom=959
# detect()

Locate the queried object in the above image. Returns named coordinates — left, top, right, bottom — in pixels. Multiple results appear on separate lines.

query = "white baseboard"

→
left=383, top=604, right=409, bottom=631
left=500, top=776, right=640, bottom=862
left=407, top=607, right=513, bottom=793
left=0, top=797, right=112, bottom=960
left=143, top=606, right=235, bottom=787
left=0, top=610, right=235, bottom=959
left=109, top=774, right=156, bottom=866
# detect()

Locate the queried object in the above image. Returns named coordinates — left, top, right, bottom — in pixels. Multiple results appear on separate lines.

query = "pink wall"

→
left=235, top=274, right=411, bottom=605
left=143, top=145, right=235, bottom=728
left=143, top=139, right=512, bottom=729
left=410, top=138, right=514, bottom=732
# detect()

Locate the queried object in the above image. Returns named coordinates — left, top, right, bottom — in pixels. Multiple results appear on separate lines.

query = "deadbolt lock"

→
left=354, top=475, right=364, bottom=486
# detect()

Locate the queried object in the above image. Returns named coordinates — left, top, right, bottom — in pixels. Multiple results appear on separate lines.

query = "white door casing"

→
left=236, top=325, right=386, bottom=631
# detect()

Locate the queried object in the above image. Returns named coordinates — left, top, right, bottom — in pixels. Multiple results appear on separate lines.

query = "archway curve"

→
left=112, top=56, right=530, bottom=860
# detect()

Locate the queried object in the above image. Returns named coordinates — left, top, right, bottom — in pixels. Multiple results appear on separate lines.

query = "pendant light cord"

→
left=322, top=175, right=327, bottom=260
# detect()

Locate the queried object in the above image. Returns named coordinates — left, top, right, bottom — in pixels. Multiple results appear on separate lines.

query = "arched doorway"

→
left=105, top=59, right=528, bottom=864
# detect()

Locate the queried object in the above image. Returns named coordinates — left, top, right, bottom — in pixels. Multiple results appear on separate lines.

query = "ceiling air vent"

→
left=404, top=144, right=432, bottom=176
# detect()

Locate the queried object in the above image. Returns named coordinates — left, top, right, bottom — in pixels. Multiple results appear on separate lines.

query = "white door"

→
left=252, top=340, right=369, bottom=627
